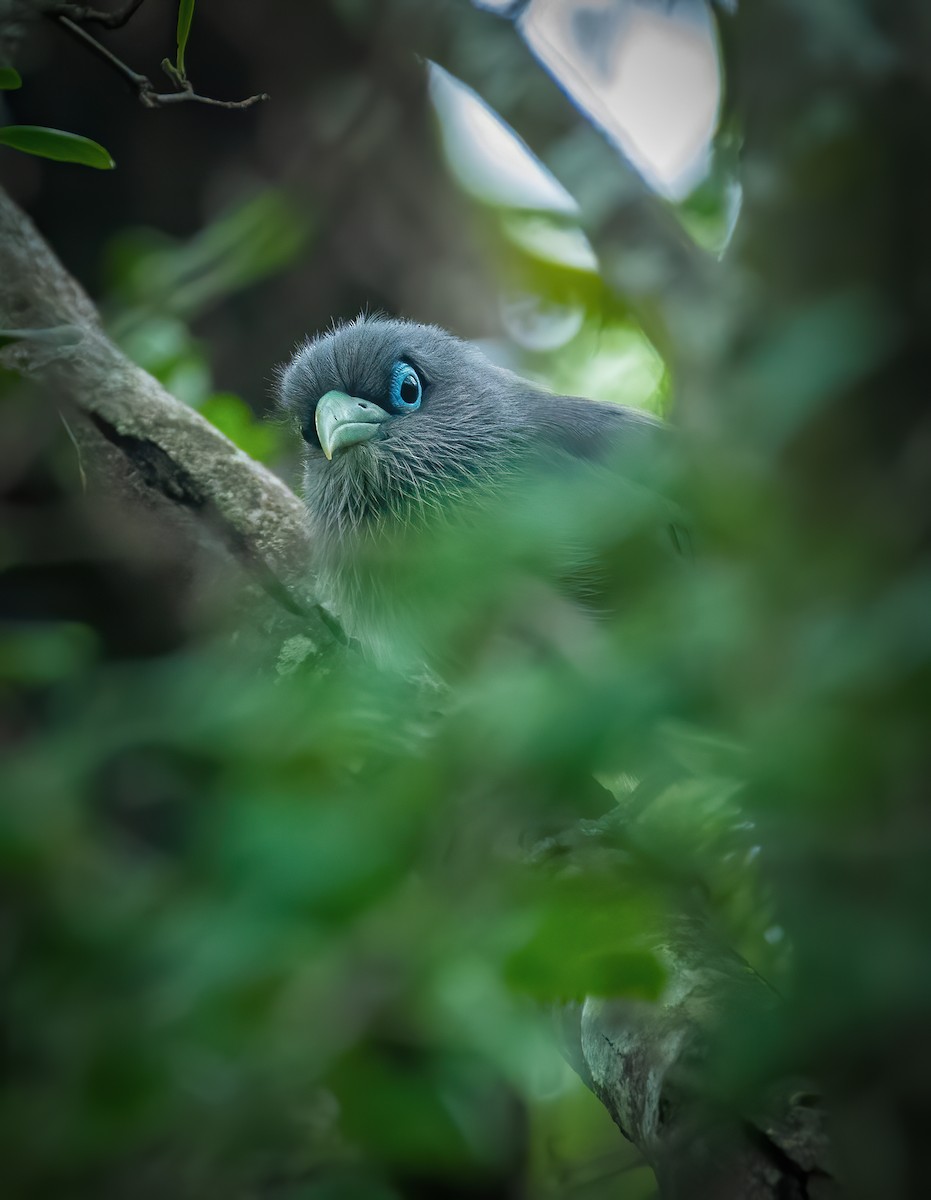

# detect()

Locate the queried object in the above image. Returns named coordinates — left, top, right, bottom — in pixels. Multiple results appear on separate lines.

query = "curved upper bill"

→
left=314, top=390, right=389, bottom=460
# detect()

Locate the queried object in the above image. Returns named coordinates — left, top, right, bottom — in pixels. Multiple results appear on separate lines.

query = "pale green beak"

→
left=314, top=390, right=389, bottom=460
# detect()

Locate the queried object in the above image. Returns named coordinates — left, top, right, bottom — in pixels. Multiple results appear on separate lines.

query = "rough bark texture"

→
left=577, top=925, right=835, bottom=1199
left=0, top=185, right=340, bottom=662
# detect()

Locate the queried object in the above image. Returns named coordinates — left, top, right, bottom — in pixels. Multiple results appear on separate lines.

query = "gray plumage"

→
left=277, top=315, right=665, bottom=655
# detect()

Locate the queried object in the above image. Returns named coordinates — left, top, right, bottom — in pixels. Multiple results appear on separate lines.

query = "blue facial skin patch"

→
left=388, top=361, right=423, bottom=412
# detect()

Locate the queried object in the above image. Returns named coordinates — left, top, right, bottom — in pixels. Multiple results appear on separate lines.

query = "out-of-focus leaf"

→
left=737, top=289, right=899, bottom=449
left=500, top=291, right=586, bottom=351
left=109, top=315, right=211, bottom=405
left=331, top=1046, right=513, bottom=1170
left=200, top=393, right=285, bottom=463
left=501, top=214, right=598, bottom=273
left=505, top=878, right=667, bottom=1002
left=105, top=190, right=311, bottom=326
left=429, top=63, right=578, bottom=215
left=0, top=125, right=114, bottom=168
left=508, top=941, right=665, bottom=1003
left=0, top=624, right=96, bottom=684
left=176, top=0, right=196, bottom=78
left=529, top=320, right=667, bottom=413
left=0, top=67, right=22, bottom=90
left=676, top=123, right=743, bottom=254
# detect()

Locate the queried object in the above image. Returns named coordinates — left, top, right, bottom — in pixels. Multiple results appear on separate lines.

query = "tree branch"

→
left=50, top=13, right=269, bottom=109
left=0, top=183, right=336, bottom=655
left=576, top=924, right=835, bottom=1199
left=542, top=821, right=837, bottom=1200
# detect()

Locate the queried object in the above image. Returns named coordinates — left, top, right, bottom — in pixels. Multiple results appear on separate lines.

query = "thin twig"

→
left=143, top=86, right=269, bottom=110
left=57, top=14, right=147, bottom=89
left=58, top=410, right=87, bottom=493
left=49, top=0, right=147, bottom=30
left=52, top=15, right=269, bottom=111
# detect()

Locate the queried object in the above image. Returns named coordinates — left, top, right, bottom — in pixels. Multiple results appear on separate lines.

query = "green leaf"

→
left=176, top=0, right=196, bottom=78
left=0, top=67, right=22, bottom=90
left=199, top=392, right=284, bottom=463
left=503, top=878, right=668, bottom=1002
left=501, top=213, right=598, bottom=273
left=0, top=126, right=114, bottom=169
left=105, top=190, right=311, bottom=321
left=0, top=624, right=96, bottom=684
left=507, top=943, right=666, bottom=1003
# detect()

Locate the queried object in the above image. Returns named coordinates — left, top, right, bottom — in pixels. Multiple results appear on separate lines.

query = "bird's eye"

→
left=388, top=361, right=423, bottom=412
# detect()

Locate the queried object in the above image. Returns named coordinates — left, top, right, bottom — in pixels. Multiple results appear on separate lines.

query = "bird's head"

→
left=277, top=315, right=667, bottom=658
left=277, top=315, right=532, bottom=549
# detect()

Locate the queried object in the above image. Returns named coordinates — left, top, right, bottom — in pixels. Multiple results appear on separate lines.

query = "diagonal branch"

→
left=0, top=183, right=334, bottom=650
left=576, top=919, right=835, bottom=1199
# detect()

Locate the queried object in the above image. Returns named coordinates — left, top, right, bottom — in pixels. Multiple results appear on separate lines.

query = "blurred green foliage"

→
left=0, top=629, right=646, bottom=1197
left=0, top=411, right=794, bottom=1198
left=2, top=1, right=929, bottom=1198
left=104, top=192, right=309, bottom=328
left=199, top=392, right=285, bottom=462
left=100, top=189, right=309, bottom=451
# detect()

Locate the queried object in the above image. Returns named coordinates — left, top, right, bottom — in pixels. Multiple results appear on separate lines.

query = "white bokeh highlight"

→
left=522, top=0, right=721, bottom=200
left=440, top=1, right=721, bottom=207
left=429, top=63, right=580, bottom=216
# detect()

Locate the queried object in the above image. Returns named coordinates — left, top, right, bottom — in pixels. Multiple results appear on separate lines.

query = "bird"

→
left=277, top=315, right=673, bottom=668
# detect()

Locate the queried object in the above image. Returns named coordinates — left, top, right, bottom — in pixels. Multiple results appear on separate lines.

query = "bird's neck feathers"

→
left=302, top=418, right=526, bottom=635
left=304, top=422, right=522, bottom=550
